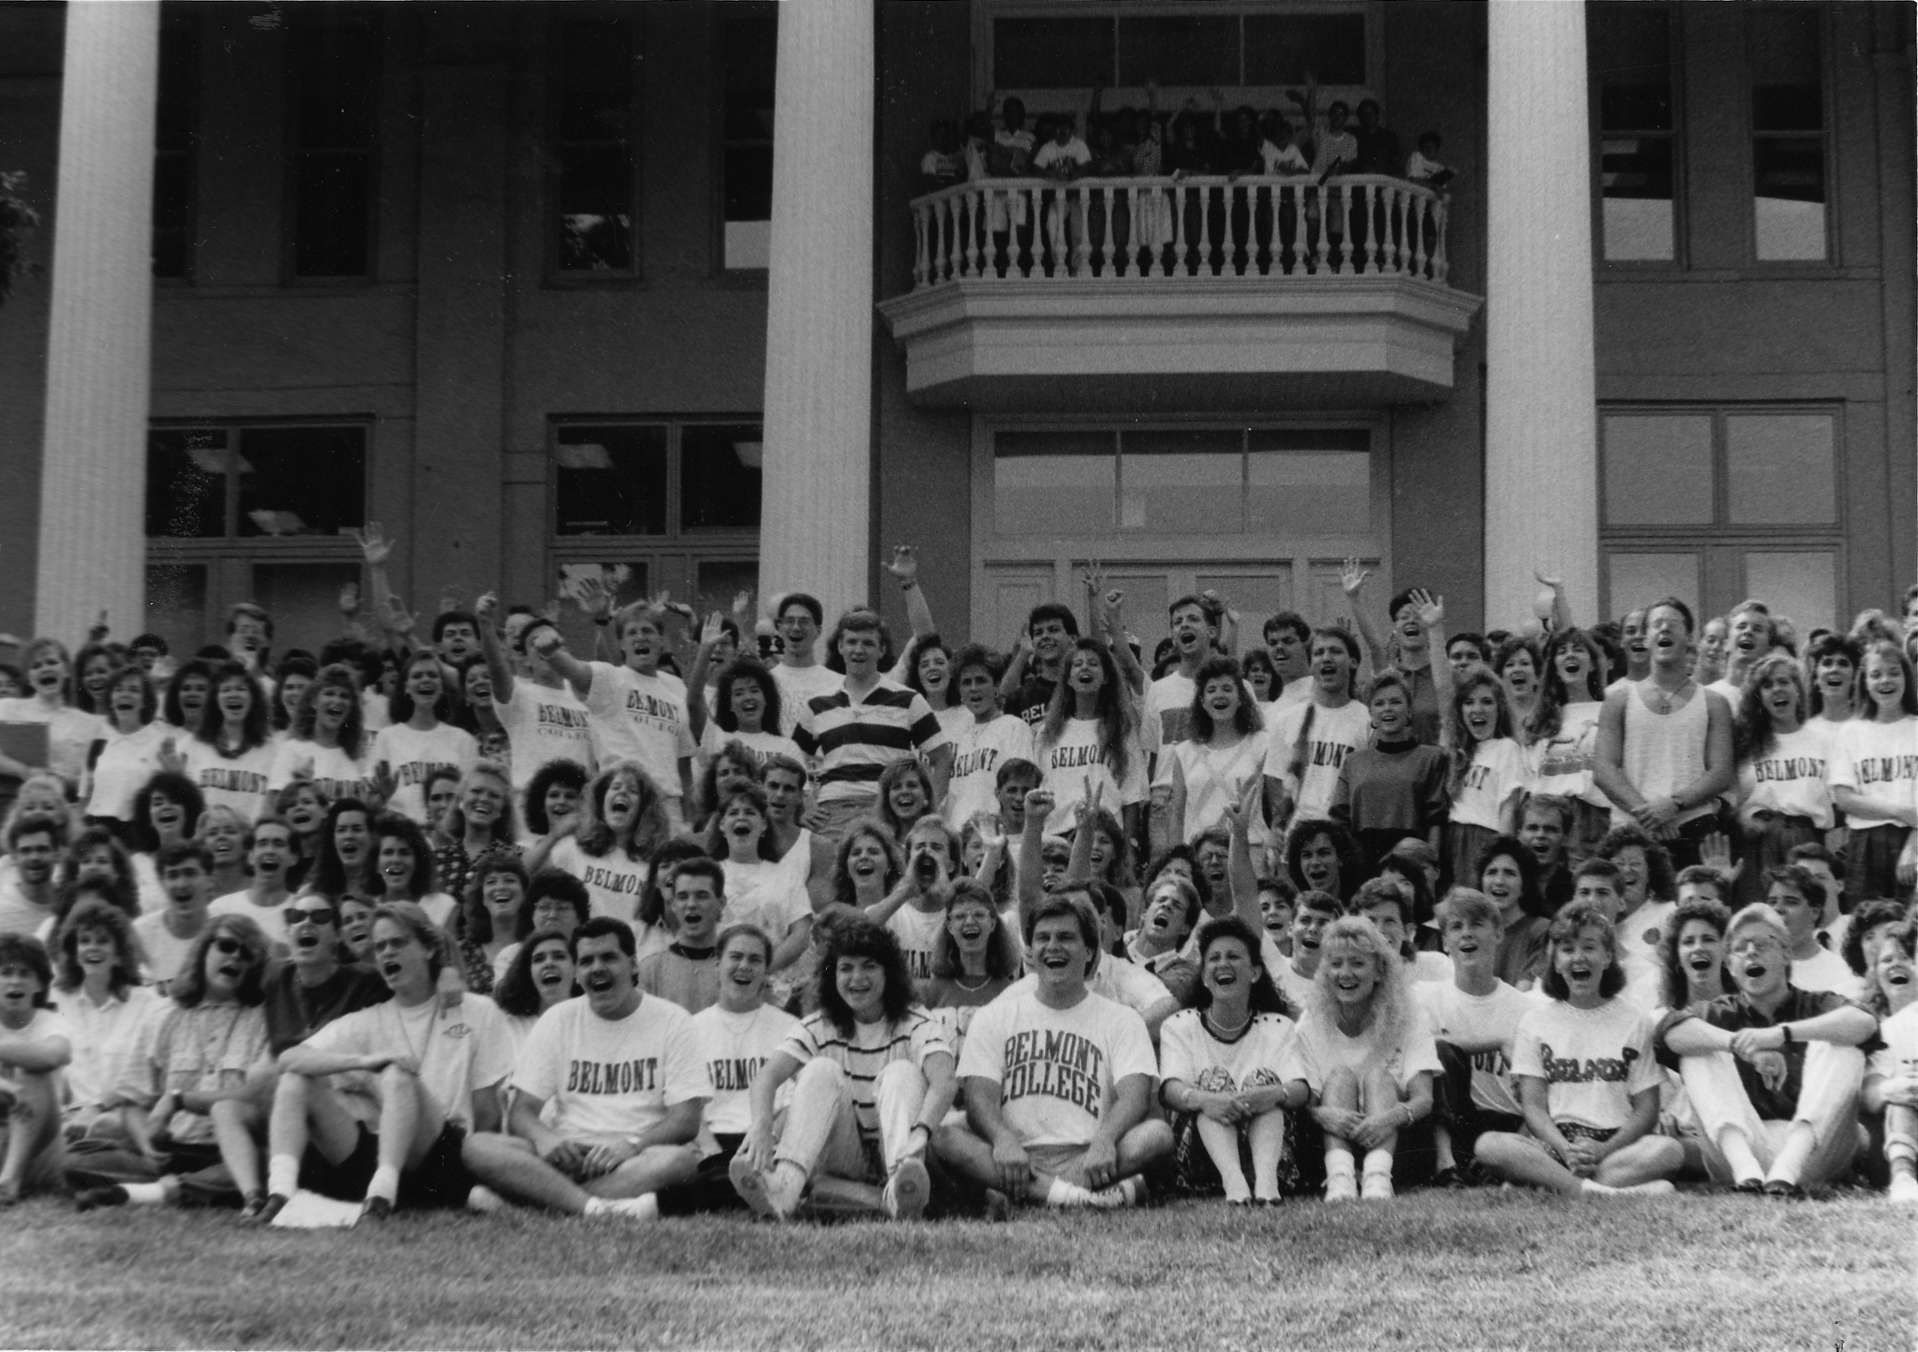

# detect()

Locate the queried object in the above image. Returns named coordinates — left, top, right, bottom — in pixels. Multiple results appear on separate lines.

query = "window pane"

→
left=1244, top=14, right=1367, bottom=87
left=694, top=559, right=760, bottom=619
left=292, top=152, right=370, bottom=277
left=1606, top=551, right=1699, bottom=622
left=1726, top=413, right=1835, bottom=524
left=1118, top=15, right=1239, bottom=88
left=556, top=18, right=636, bottom=142
left=236, top=427, right=366, bottom=537
left=251, top=563, right=361, bottom=657
left=1753, top=137, right=1825, bottom=261
left=680, top=424, right=762, bottom=531
left=292, top=14, right=379, bottom=150
left=145, top=560, right=208, bottom=656
left=1120, top=429, right=1242, bottom=534
left=723, top=4, right=776, bottom=262
left=553, top=561, right=650, bottom=654
left=992, top=18, right=1115, bottom=90
left=993, top=431, right=1116, bottom=536
left=1750, top=9, right=1823, bottom=132
left=1743, top=550, right=1835, bottom=635
left=1589, top=4, right=1673, bottom=131
left=555, top=426, right=667, bottom=535
left=557, top=146, right=634, bottom=272
left=146, top=429, right=227, bottom=538
left=152, top=17, right=196, bottom=279
left=1602, top=415, right=1713, bottom=525
left=1600, top=136, right=1674, bottom=261
left=1247, top=430, right=1371, bottom=536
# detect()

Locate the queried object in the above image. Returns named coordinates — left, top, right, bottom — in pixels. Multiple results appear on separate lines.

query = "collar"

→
left=669, top=942, right=716, bottom=961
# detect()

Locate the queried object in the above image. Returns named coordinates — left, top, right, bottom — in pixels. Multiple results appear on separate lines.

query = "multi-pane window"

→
left=1748, top=6, right=1828, bottom=262
left=152, top=13, right=198, bottom=279
left=1589, top=4, right=1677, bottom=263
left=549, top=420, right=762, bottom=651
left=991, top=8, right=1365, bottom=90
left=553, top=14, right=639, bottom=274
left=1600, top=408, right=1842, bottom=631
left=721, top=5, right=776, bottom=271
left=289, top=10, right=380, bottom=279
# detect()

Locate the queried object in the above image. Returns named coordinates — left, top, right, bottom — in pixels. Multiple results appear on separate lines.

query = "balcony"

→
left=877, top=174, right=1482, bottom=412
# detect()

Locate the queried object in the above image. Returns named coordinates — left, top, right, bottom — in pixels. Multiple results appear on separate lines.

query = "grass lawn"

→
left=1, top=1190, right=1909, bottom=1351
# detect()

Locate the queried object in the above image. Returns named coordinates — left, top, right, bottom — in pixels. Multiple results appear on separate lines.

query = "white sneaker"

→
left=1360, top=1169, right=1394, bottom=1201
left=1324, top=1172, right=1358, bottom=1203
left=1888, top=1173, right=1918, bottom=1203
left=1091, top=1177, right=1144, bottom=1209
left=1587, top=1179, right=1675, bottom=1198
left=466, top=1185, right=505, bottom=1214
left=586, top=1193, right=659, bottom=1222
left=730, top=1155, right=804, bottom=1220
left=884, top=1158, right=929, bottom=1220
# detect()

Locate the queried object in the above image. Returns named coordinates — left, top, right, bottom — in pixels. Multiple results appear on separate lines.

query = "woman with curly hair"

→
left=519, top=756, right=587, bottom=851
left=370, top=813, right=457, bottom=933
left=544, top=761, right=673, bottom=930
left=83, top=665, right=165, bottom=841
left=897, top=633, right=970, bottom=742
left=173, top=660, right=276, bottom=823
left=0, top=932, right=70, bottom=1204
left=267, top=663, right=372, bottom=806
left=694, top=740, right=762, bottom=832
left=1731, top=652, right=1834, bottom=909
left=1804, top=629, right=1860, bottom=727
left=1493, top=635, right=1544, bottom=745
left=433, top=760, right=520, bottom=910
left=1476, top=835, right=1554, bottom=990
left=921, top=882, right=1021, bottom=1059
left=307, top=797, right=378, bottom=902
left=1153, top=656, right=1268, bottom=854
left=1283, top=818, right=1364, bottom=905
left=71, top=640, right=122, bottom=719
left=1656, top=894, right=1731, bottom=1013
left=1829, top=640, right=1918, bottom=907
left=829, top=820, right=903, bottom=911
left=706, top=784, right=813, bottom=972
left=160, top=658, right=213, bottom=737
left=1037, top=639, right=1147, bottom=839
left=1439, top=667, right=1529, bottom=891
left=489, top=925, right=577, bottom=1053
left=1473, top=901, right=1680, bottom=1198
left=1861, top=921, right=1918, bottom=1200
left=52, top=898, right=161, bottom=1144
left=1528, top=627, right=1612, bottom=862
left=875, top=757, right=937, bottom=844
left=459, top=853, right=532, bottom=994
left=370, top=650, right=477, bottom=826
left=1159, top=916, right=1302, bottom=1204
left=730, top=916, right=954, bottom=1220
left=1279, top=913, right=1438, bottom=1200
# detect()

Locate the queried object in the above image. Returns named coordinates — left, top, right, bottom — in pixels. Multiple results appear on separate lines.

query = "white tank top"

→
left=1618, top=680, right=1711, bottom=828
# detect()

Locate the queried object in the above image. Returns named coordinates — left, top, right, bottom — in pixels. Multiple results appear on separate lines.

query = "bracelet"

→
left=1779, top=1023, right=1795, bottom=1046
left=593, top=615, right=611, bottom=626
left=900, top=580, right=917, bottom=592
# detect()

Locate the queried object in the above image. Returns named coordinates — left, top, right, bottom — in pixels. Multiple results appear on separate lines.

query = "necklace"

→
left=954, top=974, right=994, bottom=992
left=395, top=998, right=439, bottom=1066
left=1204, top=1007, right=1252, bottom=1037
left=1643, top=676, right=1693, bottom=715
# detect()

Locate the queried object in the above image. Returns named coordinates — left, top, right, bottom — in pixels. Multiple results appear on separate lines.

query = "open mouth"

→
left=1744, top=963, right=1768, bottom=981
left=958, top=922, right=984, bottom=941
left=584, top=972, right=616, bottom=994
left=1687, top=952, right=1716, bottom=972
left=381, top=960, right=404, bottom=981
left=1454, top=938, right=1479, bottom=955
left=535, top=968, right=566, bottom=988
left=296, top=932, right=320, bottom=952
left=1038, top=951, right=1070, bottom=971
left=1566, top=963, right=1594, bottom=982
left=217, top=962, right=244, bottom=982
left=1886, top=968, right=1912, bottom=987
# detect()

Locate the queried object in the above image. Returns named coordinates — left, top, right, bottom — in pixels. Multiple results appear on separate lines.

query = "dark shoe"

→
left=239, top=1191, right=267, bottom=1221
left=1433, top=1166, right=1472, bottom=1190
left=243, top=1192, right=289, bottom=1226
left=358, top=1195, right=393, bottom=1225
left=1732, top=1177, right=1766, bottom=1195
left=1763, top=1179, right=1805, bottom=1201
left=74, top=1184, right=129, bottom=1213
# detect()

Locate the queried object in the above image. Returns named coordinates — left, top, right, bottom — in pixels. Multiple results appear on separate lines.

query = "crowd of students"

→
left=0, top=525, right=1914, bottom=1228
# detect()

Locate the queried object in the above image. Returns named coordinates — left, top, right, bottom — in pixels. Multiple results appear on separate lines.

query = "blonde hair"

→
left=1306, top=915, right=1414, bottom=1045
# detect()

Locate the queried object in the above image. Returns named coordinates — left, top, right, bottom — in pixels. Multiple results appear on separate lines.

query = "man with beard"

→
left=261, top=902, right=512, bottom=1222
left=1656, top=902, right=1876, bottom=1196
left=462, top=917, right=706, bottom=1219
left=1263, top=629, right=1370, bottom=835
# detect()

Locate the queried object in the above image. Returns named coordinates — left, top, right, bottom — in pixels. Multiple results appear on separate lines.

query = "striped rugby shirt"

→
left=790, top=676, right=950, bottom=804
left=778, top=1005, right=951, bottom=1140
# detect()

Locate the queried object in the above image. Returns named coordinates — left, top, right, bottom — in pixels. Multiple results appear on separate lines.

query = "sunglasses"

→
left=211, top=937, right=250, bottom=958
left=284, top=906, right=339, bottom=929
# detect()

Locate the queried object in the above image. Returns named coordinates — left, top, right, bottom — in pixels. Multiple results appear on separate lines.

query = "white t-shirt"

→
left=718, top=858, right=811, bottom=946
left=1260, top=141, right=1310, bottom=174
left=1007, top=958, right=1175, bottom=1022
left=1156, top=732, right=1271, bottom=845
left=1510, top=997, right=1662, bottom=1132
left=1869, top=1003, right=1918, bottom=1084
left=1737, top=722, right=1836, bottom=829
left=1528, top=702, right=1609, bottom=809
left=884, top=904, right=946, bottom=988
left=1827, top=716, right=1918, bottom=832
left=0, top=1006, right=71, bottom=1095
left=1449, top=736, right=1531, bottom=832
left=131, top=911, right=203, bottom=991
left=1032, top=136, right=1092, bottom=173
left=1280, top=1006, right=1442, bottom=1095
left=304, top=995, right=514, bottom=1132
left=580, top=664, right=695, bottom=807
left=1791, top=946, right=1865, bottom=1000
left=371, top=722, right=478, bottom=824
left=495, top=682, right=596, bottom=794
left=511, top=994, right=707, bottom=1147
left=690, top=1001, right=801, bottom=1140
left=1413, top=980, right=1539, bottom=1116
left=697, top=726, right=803, bottom=775
left=1146, top=674, right=1196, bottom=747
left=770, top=663, right=842, bottom=738
left=0, top=699, right=106, bottom=786
left=180, top=739, right=277, bottom=822
left=84, top=722, right=169, bottom=820
left=1038, top=718, right=1149, bottom=834
left=944, top=714, right=1036, bottom=830
left=1263, top=700, right=1372, bottom=825
left=548, top=837, right=651, bottom=925
left=0, top=878, right=56, bottom=939
left=957, top=988, right=1157, bottom=1149
left=266, top=739, right=373, bottom=804
left=209, top=891, right=292, bottom=951
left=56, top=983, right=163, bottom=1116
left=1158, top=1007, right=1296, bottom=1094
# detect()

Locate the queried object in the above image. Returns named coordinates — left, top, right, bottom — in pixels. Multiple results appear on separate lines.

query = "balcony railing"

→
left=909, top=173, right=1451, bottom=289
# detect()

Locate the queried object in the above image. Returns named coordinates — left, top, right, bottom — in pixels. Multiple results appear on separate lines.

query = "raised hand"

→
left=1409, top=588, right=1445, bottom=630
left=1339, top=556, right=1371, bottom=597
left=88, top=610, right=110, bottom=643
left=569, top=574, right=612, bottom=620
left=731, top=589, right=755, bottom=619
left=157, top=736, right=186, bottom=776
left=353, top=522, right=393, bottom=566
left=700, top=612, right=727, bottom=649
left=883, top=545, right=919, bottom=584
left=1698, top=831, right=1744, bottom=884
left=338, top=581, right=361, bottom=617
left=382, top=594, right=418, bottom=635
left=474, top=592, right=500, bottom=624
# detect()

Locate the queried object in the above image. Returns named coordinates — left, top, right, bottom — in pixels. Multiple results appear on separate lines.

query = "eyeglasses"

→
left=211, top=937, right=248, bottom=957
left=283, top=906, right=339, bottom=929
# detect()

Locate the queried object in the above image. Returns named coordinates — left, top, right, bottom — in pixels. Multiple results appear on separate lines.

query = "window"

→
left=1749, top=6, right=1827, bottom=262
left=289, top=11, right=379, bottom=279
left=144, top=423, right=369, bottom=657
left=1599, top=407, right=1842, bottom=630
left=152, top=13, right=198, bottom=279
left=720, top=5, right=776, bottom=271
left=1589, top=4, right=1677, bottom=263
left=990, top=8, right=1366, bottom=91
left=549, top=419, right=762, bottom=651
left=553, top=13, right=639, bottom=275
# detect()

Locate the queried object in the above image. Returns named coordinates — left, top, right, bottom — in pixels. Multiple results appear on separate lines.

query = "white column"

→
left=758, top=0, right=874, bottom=623
left=35, top=0, right=161, bottom=643
left=1484, top=0, right=1598, bottom=629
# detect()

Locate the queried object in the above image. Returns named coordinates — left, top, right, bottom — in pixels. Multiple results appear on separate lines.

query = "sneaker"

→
left=1324, top=1172, right=1358, bottom=1203
left=466, top=1185, right=505, bottom=1214
left=1616, top=1180, right=1677, bottom=1197
left=1091, top=1177, right=1144, bottom=1209
left=588, top=1193, right=658, bottom=1222
left=1360, top=1169, right=1394, bottom=1201
left=243, top=1192, right=290, bottom=1226
left=1889, top=1173, right=1918, bottom=1204
left=1764, top=1179, right=1805, bottom=1201
left=240, top=1191, right=267, bottom=1222
left=729, top=1154, right=803, bottom=1221
left=74, top=1184, right=129, bottom=1213
left=357, top=1195, right=393, bottom=1225
left=884, top=1158, right=929, bottom=1221
left=1732, top=1177, right=1766, bottom=1195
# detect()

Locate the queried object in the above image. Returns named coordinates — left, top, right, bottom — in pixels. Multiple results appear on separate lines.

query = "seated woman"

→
left=1279, top=915, right=1438, bottom=1201
left=0, top=934, right=71, bottom=1204
left=1657, top=897, right=1732, bottom=1014
left=71, top=915, right=275, bottom=1214
left=489, top=925, right=577, bottom=1058
left=1159, top=917, right=1301, bottom=1205
left=920, top=882, right=1021, bottom=1064
left=1474, top=901, right=1682, bottom=1198
left=1862, top=921, right=1918, bottom=1201
left=729, top=918, right=955, bottom=1221
left=458, top=854, right=532, bottom=995
left=51, top=897, right=163, bottom=1150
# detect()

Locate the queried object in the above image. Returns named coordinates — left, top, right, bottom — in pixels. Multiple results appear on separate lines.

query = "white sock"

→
left=1045, top=1178, right=1098, bottom=1207
left=366, top=1165, right=401, bottom=1206
left=1717, top=1128, right=1763, bottom=1184
left=586, top=1192, right=659, bottom=1220
left=1581, top=1180, right=1620, bottom=1196
left=1362, top=1148, right=1393, bottom=1178
left=267, top=1154, right=301, bottom=1198
left=122, top=1181, right=170, bottom=1206
left=1324, top=1148, right=1356, bottom=1180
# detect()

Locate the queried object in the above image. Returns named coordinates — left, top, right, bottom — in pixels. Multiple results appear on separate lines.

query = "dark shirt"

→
left=1331, top=737, right=1450, bottom=871
left=262, top=960, right=391, bottom=1055
left=1654, top=986, right=1872, bottom=1121
left=1351, top=125, right=1403, bottom=176
left=1011, top=675, right=1059, bottom=729
left=1495, top=913, right=1552, bottom=988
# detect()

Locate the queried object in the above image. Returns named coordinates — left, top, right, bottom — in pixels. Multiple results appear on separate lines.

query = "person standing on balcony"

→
left=919, top=119, right=964, bottom=195
left=1033, top=113, right=1091, bottom=274
left=1350, top=100, right=1400, bottom=176
left=987, top=96, right=1035, bottom=276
